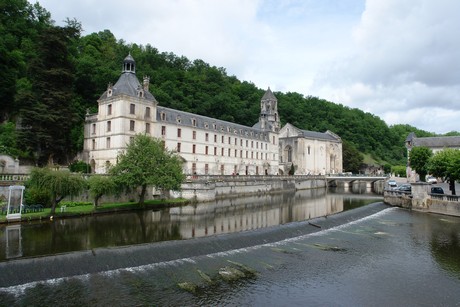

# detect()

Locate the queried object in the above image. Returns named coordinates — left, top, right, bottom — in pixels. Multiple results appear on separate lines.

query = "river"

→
left=1, top=187, right=460, bottom=306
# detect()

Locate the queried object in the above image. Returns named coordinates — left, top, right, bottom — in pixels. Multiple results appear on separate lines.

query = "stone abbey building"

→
left=83, top=55, right=342, bottom=176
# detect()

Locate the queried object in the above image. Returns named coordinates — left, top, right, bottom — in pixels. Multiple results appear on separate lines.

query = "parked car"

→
left=387, top=179, right=397, bottom=188
left=397, top=184, right=411, bottom=192
left=431, top=186, right=444, bottom=194
left=426, top=176, right=437, bottom=184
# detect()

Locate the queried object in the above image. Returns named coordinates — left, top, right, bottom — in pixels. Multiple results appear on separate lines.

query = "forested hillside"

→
left=0, top=0, right=452, bottom=170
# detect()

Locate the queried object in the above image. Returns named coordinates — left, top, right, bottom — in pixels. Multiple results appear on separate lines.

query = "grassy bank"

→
left=0, top=198, right=190, bottom=224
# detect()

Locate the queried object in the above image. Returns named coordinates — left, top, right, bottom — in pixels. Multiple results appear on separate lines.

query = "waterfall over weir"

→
left=0, top=202, right=388, bottom=289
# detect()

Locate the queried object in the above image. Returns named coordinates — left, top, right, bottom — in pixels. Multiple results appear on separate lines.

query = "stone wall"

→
left=181, top=176, right=326, bottom=202
left=384, top=182, right=460, bottom=217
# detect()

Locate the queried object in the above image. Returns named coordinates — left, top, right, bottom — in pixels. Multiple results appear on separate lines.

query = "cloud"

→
left=313, top=0, right=460, bottom=133
left=33, top=0, right=460, bottom=134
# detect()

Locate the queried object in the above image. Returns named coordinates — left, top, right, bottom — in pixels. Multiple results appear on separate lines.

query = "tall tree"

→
left=409, top=146, right=433, bottom=182
left=110, top=134, right=185, bottom=205
left=17, top=22, right=81, bottom=165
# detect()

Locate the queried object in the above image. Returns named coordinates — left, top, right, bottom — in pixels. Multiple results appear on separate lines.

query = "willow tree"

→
left=110, top=134, right=185, bottom=205
left=87, top=175, right=117, bottom=207
left=27, top=167, right=87, bottom=214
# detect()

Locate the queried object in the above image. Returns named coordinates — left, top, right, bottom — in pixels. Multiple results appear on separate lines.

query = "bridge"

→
left=326, top=175, right=387, bottom=189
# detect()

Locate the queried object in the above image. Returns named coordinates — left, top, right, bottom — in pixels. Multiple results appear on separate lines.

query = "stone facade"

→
left=83, top=55, right=342, bottom=176
left=278, top=123, right=342, bottom=175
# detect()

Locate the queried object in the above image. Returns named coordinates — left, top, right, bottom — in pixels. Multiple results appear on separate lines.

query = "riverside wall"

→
left=384, top=182, right=460, bottom=217
left=180, top=175, right=327, bottom=202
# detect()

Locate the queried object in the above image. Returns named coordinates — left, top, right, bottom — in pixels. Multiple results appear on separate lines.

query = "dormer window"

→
left=176, top=116, right=181, bottom=124
left=192, top=118, right=197, bottom=127
left=161, top=112, right=166, bottom=120
left=107, top=89, right=112, bottom=97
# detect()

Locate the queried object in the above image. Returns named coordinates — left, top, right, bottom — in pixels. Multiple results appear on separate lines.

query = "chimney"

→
left=143, top=76, right=150, bottom=91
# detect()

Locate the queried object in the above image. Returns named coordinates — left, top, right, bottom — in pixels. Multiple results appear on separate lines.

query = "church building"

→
left=83, top=55, right=342, bottom=176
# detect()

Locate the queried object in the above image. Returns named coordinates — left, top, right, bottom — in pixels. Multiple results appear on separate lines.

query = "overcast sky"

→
left=32, top=0, right=460, bottom=134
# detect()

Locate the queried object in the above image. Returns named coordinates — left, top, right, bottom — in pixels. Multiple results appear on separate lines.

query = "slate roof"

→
left=301, top=129, right=340, bottom=141
left=156, top=106, right=269, bottom=140
left=261, top=87, right=277, bottom=101
left=99, top=55, right=157, bottom=102
left=412, top=135, right=460, bottom=147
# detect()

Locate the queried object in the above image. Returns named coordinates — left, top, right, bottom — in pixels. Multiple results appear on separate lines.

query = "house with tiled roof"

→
left=405, top=132, right=460, bottom=180
left=83, top=55, right=342, bottom=176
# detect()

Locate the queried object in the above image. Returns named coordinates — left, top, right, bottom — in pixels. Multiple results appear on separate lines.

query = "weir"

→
left=0, top=202, right=388, bottom=288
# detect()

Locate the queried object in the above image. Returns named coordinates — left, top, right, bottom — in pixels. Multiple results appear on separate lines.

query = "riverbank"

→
left=0, top=198, right=190, bottom=224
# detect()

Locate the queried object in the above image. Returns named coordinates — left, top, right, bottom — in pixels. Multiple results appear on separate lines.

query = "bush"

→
left=391, top=165, right=406, bottom=177
left=24, top=186, right=51, bottom=207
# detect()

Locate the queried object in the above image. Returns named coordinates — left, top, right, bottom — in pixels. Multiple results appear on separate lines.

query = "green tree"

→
left=110, top=134, right=185, bottom=205
left=428, top=148, right=460, bottom=195
left=27, top=167, right=87, bottom=214
left=391, top=165, right=406, bottom=177
left=409, top=146, right=433, bottom=182
left=87, top=175, right=117, bottom=207
left=342, top=141, right=363, bottom=173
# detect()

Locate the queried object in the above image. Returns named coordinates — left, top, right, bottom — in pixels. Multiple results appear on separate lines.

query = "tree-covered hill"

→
left=0, top=0, right=451, bottom=169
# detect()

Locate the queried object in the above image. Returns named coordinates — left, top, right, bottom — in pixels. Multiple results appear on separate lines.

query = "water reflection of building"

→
left=5, top=225, right=22, bottom=259
left=170, top=189, right=345, bottom=239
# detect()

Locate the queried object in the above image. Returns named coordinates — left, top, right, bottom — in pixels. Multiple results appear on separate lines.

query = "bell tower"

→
left=259, top=87, right=280, bottom=132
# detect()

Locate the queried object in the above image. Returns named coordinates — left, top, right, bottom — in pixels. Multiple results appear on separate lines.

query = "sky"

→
left=32, top=0, right=460, bottom=134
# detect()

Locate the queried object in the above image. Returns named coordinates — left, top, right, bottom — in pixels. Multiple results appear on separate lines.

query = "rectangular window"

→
left=193, top=131, right=196, bottom=140
left=130, top=120, right=135, bottom=131
left=221, top=148, right=224, bottom=156
left=145, top=123, right=150, bottom=134
left=192, top=163, right=196, bottom=174
left=246, top=151, right=248, bottom=158
left=228, top=148, right=231, bottom=156
left=205, top=146, right=209, bottom=155
left=107, top=104, right=112, bottom=115
left=177, top=128, right=181, bottom=138
left=220, top=164, right=224, bottom=175
left=251, top=141, right=254, bottom=148
left=240, top=150, right=243, bottom=158
left=92, top=124, right=96, bottom=134
left=214, top=147, right=217, bottom=155
left=246, top=140, right=248, bottom=147
left=177, top=143, right=181, bottom=152
left=130, top=136, right=134, bottom=144
left=107, top=121, right=111, bottom=132
left=273, top=136, right=275, bottom=144
left=240, top=139, right=243, bottom=146
left=221, top=136, right=224, bottom=143
left=206, top=133, right=209, bottom=142
left=106, top=137, right=111, bottom=149
left=205, top=164, right=209, bottom=174
left=92, top=139, right=96, bottom=150
left=235, top=149, right=237, bottom=157
left=130, top=103, right=135, bottom=114
left=145, top=107, right=151, bottom=118
left=192, top=144, right=196, bottom=154
left=161, top=126, right=166, bottom=136
left=228, top=137, right=231, bottom=144
left=214, top=134, right=217, bottom=142
left=234, top=138, right=237, bottom=145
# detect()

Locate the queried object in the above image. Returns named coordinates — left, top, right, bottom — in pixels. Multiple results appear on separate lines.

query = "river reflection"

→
left=0, top=188, right=380, bottom=261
